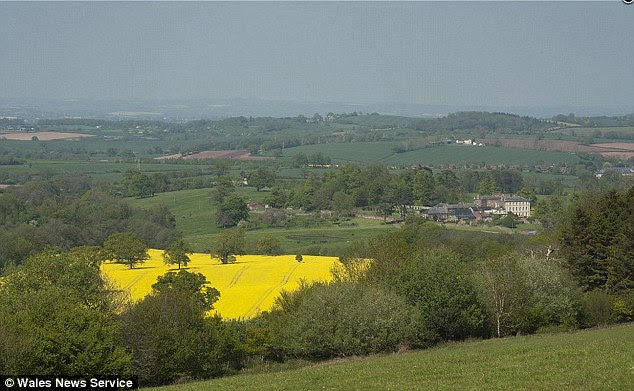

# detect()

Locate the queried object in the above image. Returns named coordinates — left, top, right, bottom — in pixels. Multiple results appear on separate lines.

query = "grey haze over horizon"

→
left=1, top=1, right=633, bottom=117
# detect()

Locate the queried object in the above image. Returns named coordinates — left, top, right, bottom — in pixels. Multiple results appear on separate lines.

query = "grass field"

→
left=0, top=159, right=210, bottom=182
left=126, top=188, right=264, bottom=239
left=149, top=323, right=634, bottom=391
left=283, top=142, right=581, bottom=166
left=102, top=249, right=338, bottom=319
left=0, top=136, right=200, bottom=156
left=126, top=188, right=399, bottom=254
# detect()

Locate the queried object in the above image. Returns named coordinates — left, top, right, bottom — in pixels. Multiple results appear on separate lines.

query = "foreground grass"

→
left=151, top=324, right=634, bottom=391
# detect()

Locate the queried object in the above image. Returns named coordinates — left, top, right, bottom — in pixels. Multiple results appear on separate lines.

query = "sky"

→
left=1, top=1, right=632, bottom=109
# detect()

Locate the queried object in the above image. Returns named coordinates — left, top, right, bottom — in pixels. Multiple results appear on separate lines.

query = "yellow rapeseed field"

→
left=101, top=249, right=338, bottom=319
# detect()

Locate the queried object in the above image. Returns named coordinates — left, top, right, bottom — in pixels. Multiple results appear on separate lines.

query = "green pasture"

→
left=0, top=136, right=201, bottom=156
left=0, top=160, right=211, bottom=182
left=283, top=142, right=581, bottom=166
left=149, top=323, right=634, bottom=391
left=126, top=188, right=399, bottom=255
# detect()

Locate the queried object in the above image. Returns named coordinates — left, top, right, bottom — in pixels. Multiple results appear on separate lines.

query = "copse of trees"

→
left=0, top=249, right=132, bottom=376
left=265, top=164, right=525, bottom=212
left=559, top=187, right=634, bottom=293
left=122, top=270, right=241, bottom=385
left=414, top=111, right=549, bottom=134
left=240, top=218, right=593, bottom=364
left=0, top=182, right=180, bottom=269
left=255, top=234, right=283, bottom=255
left=263, top=281, right=416, bottom=359
left=477, top=254, right=581, bottom=337
left=247, top=167, right=276, bottom=191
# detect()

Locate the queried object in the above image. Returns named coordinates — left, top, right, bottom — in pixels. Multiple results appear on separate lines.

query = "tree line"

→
left=0, top=177, right=180, bottom=268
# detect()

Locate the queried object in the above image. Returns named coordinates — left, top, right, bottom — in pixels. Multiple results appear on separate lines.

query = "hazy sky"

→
left=1, top=1, right=632, bottom=108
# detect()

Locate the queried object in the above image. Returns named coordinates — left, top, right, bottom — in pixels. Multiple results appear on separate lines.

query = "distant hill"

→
left=413, top=111, right=549, bottom=134
left=552, top=113, right=634, bottom=127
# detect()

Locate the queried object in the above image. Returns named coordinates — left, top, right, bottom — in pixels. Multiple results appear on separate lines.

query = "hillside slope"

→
left=150, top=324, right=634, bottom=391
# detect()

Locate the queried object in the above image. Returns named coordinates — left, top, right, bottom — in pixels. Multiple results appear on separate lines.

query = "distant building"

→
left=424, top=203, right=476, bottom=222
left=595, top=167, right=634, bottom=178
left=474, top=194, right=531, bottom=218
left=503, top=195, right=531, bottom=218
left=247, top=201, right=265, bottom=211
left=474, top=194, right=504, bottom=209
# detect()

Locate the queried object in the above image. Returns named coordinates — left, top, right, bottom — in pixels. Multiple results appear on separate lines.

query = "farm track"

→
left=280, top=263, right=301, bottom=286
left=225, top=265, right=249, bottom=289
left=243, top=263, right=301, bottom=318
left=244, top=286, right=277, bottom=319
left=123, top=270, right=147, bottom=291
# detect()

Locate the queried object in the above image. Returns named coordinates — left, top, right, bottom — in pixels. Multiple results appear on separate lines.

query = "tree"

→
left=295, top=254, right=303, bottom=263
left=516, top=187, right=538, bottom=204
left=123, top=169, right=154, bottom=198
left=152, top=270, right=220, bottom=310
left=412, top=168, right=436, bottom=206
left=498, top=212, right=520, bottom=229
left=389, top=247, right=488, bottom=343
left=477, top=174, right=497, bottom=195
left=212, top=160, right=230, bottom=177
left=122, top=271, right=241, bottom=385
left=268, top=282, right=414, bottom=358
left=103, top=232, right=149, bottom=269
left=331, top=191, right=354, bottom=216
left=559, top=187, right=634, bottom=293
left=247, top=167, right=275, bottom=191
left=215, top=193, right=249, bottom=228
left=0, top=249, right=132, bottom=376
left=162, top=239, right=193, bottom=269
left=210, top=176, right=235, bottom=204
left=256, top=235, right=283, bottom=255
left=477, top=255, right=530, bottom=337
left=213, top=228, right=245, bottom=264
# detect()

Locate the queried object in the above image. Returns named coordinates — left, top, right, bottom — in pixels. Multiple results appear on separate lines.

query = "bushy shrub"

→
left=477, top=254, right=582, bottom=337
left=122, top=271, right=242, bottom=385
left=580, top=289, right=615, bottom=327
left=393, top=247, right=489, bottom=344
left=611, top=292, right=634, bottom=323
left=255, top=235, right=283, bottom=255
left=265, top=282, right=416, bottom=359
left=0, top=250, right=132, bottom=376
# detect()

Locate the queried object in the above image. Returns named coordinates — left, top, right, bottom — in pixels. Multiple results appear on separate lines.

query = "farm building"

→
left=474, top=194, right=531, bottom=218
left=424, top=203, right=476, bottom=222
left=247, top=201, right=266, bottom=211
left=595, top=167, right=634, bottom=178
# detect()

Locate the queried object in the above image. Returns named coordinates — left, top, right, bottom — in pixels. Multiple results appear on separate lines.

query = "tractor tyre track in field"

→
left=123, top=271, right=147, bottom=291
left=244, top=286, right=277, bottom=319
left=280, top=263, right=301, bottom=286
left=226, top=265, right=249, bottom=289
left=244, top=263, right=301, bottom=318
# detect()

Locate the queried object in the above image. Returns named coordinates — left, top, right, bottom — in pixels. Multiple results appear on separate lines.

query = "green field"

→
left=283, top=142, right=581, bottom=166
left=149, top=324, right=634, bottom=391
left=0, top=137, right=201, bottom=156
left=0, top=160, right=210, bottom=182
left=126, top=188, right=399, bottom=254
